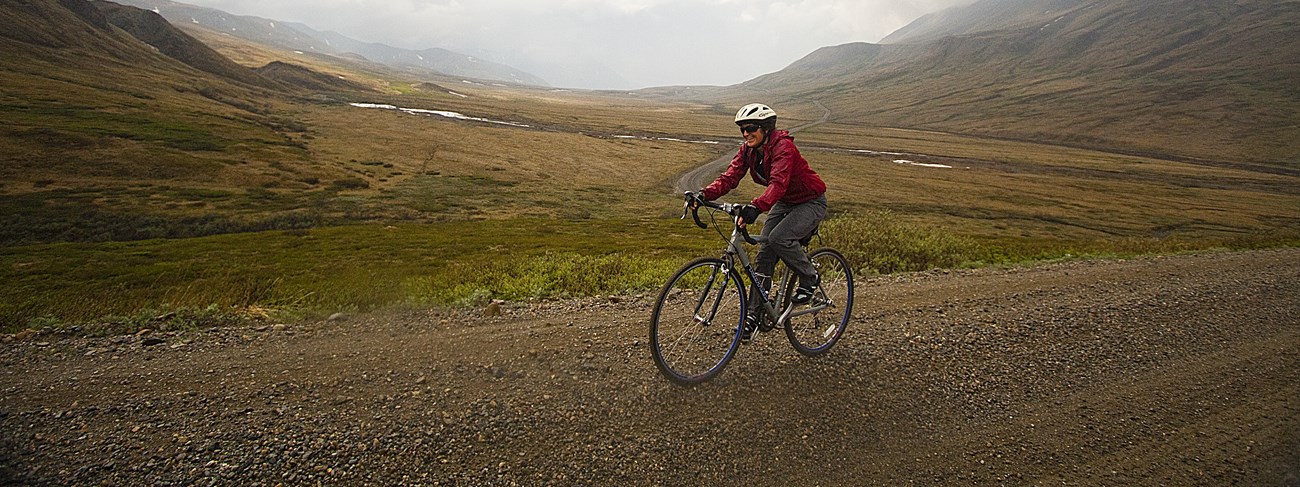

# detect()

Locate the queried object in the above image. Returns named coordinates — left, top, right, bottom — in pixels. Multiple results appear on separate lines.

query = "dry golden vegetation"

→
left=2, top=0, right=1297, bottom=331
left=178, top=24, right=396, bottom=93
left=5, top=78, right=1295, bottom=330
left=297, top=100, right=724, bottom=219
left=794, top=123, right=1300, bottom=241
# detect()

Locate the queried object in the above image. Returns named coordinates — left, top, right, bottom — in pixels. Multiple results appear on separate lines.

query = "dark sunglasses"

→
left=740, top=124, right=762, bottom=134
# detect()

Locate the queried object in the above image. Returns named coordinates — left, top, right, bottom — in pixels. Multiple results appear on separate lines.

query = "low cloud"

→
left=182, top=0, right=974, bottom=89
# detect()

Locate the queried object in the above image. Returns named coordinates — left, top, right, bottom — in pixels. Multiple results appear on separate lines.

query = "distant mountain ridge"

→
left=734, top=0, right=1300, bottom=164
left=110, top=0, right=549, bottom=86
left=881, top=0, right=1079, bottom=44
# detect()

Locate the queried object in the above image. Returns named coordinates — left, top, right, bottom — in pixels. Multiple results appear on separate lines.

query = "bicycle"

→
left=649, top=192, right=855, bottom=386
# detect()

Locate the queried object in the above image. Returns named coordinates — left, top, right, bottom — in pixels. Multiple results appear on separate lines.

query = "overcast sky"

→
left=177, top=0, right=974, bottom=89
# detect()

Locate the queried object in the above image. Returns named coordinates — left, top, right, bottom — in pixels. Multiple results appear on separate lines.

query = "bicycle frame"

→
left=652, top=193, right=855, bottom=385
left=689, top=197, right=830, bottom=329
left=722, top=224, right=829, bottom=328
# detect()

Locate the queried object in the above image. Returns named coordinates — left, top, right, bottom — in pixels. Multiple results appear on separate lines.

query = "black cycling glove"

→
left=738, top=204, right=760, bottom=225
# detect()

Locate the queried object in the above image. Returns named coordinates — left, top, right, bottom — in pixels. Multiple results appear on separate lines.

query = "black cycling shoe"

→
left=791, top=274, right=820, bottom=305
left=741, top=314, right=759, bottom=342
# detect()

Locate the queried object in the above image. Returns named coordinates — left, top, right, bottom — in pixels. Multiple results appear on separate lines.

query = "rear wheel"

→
left=783, top=247, right=853, bottom=356
left=650, top=257, right=747, bottom=385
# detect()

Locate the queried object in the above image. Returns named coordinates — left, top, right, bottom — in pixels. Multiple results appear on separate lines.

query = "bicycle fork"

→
left=691, top=264, right=730, bottom=327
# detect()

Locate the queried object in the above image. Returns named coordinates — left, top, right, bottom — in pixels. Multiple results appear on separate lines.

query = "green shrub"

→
left=821, top=211, right=983, bottom=274
left=4, top=216, right=1294, bottom=335
left=401, top=251, right=679, bottom=305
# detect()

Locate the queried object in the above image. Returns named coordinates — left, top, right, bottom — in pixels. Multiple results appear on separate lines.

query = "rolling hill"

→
left=253, top=60, right=370, bottom=92
left=0, top=0, right=374, bottom=244
left=726, top=0, right=1300, bottom=165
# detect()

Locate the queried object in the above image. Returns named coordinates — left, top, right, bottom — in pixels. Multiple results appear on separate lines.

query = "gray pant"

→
left=750, top=195, right=827, bottom=309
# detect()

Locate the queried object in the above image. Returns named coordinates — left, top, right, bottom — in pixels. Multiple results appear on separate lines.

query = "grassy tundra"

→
left=2, top=0, right=1296, bottom=333
left=3, top=85, right=1296, bottom=333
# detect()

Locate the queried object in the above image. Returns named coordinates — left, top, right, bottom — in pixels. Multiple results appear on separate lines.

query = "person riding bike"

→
left=692, top=103, right=828, bottom=341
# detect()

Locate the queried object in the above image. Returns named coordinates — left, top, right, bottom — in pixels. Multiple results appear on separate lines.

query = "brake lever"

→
left=682, top=192, right=708, bottom=229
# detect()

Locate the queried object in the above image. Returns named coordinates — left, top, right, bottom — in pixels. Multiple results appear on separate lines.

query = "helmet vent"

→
left=734, top=103, right=777, bottom=124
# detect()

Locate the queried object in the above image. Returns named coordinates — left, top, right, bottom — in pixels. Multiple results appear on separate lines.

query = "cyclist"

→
left=693, top=103, right=828, bottom=341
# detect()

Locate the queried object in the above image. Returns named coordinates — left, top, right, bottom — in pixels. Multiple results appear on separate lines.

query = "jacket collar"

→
left=747, top=129, right=790, bottom=153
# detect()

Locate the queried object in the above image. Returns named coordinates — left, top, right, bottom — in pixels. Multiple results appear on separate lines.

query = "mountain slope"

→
left=0, top=0, right=358, bottom=244
left=881, top=0, right=1077, bottom=44
left=2, top=0, right=145, bottom=59
left=739, top=0, right=1300, bottom=165
left=90, top=0, right=279, bottom=89
left=110, top=0, right=548, bottom=86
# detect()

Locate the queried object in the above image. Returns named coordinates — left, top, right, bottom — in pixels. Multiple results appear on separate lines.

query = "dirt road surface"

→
left=3, top=248, right=1298, bottom=485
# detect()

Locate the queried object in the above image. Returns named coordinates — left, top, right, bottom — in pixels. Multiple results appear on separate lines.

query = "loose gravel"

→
left=2, top=249, right=1298, bottom=486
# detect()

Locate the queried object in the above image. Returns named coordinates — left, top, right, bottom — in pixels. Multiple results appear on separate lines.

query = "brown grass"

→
left=796, top=123, right=1299, bottom=241
left=4, top=0, right=1297, bottom=330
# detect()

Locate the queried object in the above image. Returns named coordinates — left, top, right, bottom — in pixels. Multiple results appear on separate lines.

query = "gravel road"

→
left=3, top=248, right=1298, bottom=486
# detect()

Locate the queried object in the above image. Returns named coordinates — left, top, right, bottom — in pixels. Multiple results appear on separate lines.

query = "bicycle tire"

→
left=782, top=247, right=854, bottom=356
left=649, top=257, right=747, bottom=385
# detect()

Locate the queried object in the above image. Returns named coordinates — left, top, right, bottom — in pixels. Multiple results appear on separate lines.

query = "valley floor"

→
left=2, top=248, right=1298, bottom=485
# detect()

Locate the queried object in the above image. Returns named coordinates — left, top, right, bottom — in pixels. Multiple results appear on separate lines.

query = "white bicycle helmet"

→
left=734, top=103, right=776, bottom=125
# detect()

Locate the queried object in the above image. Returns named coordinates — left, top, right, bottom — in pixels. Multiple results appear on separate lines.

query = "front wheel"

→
left=650, top=257, right=747, bottom=385
left=783, top=247, right=854, bottom=356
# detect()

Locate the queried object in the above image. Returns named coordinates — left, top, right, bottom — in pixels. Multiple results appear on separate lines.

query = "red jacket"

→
left=701, top=130, right=826, bottom=212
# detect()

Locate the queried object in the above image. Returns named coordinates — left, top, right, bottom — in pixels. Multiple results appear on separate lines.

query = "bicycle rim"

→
left=784, top=248, right=854, bottom=356
left=649, top=257, right=745, bottom=385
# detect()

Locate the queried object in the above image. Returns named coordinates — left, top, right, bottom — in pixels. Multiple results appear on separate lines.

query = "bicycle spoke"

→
left=784, top=248, right=853, bottom=356
left=650, top=258, right=744, bottom=385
